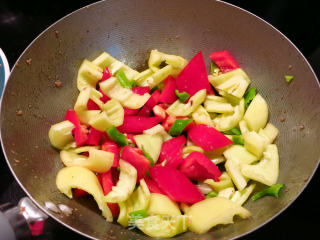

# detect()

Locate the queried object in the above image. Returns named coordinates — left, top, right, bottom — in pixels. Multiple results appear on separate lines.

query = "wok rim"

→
left=0, top=0, right=319, bottom=239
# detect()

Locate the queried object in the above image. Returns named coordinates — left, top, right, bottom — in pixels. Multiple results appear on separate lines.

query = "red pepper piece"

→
left=99, top=88, right=110, bottom=103
left=73, top=188, right=88, bottom=198
left=111, top=167, right=120, bottom=184
left=149, top=166, right=204, bottom=204
left=126, top=134, right=136, bottom=146
left=86, top=127, right=103, bottom=146
left=121, top=146, right=151, bottom=181
left=101, top=140, right=120, bottom=167
left=188, top=124, right=233, bottom=152
left=209, top=50, right=239, bottom=73
left=176, top=51, right=213, bottom=96
left=158, top=76, right=178, bottom=104
left=100, top=67, right=112, bottom=82
left=124, top=107, right=139, bottom=116
left=138, top=89, right=161, bottom=117
left=29, top=220, right=45, bottom=236
left=87, top=99, right=100, bottom=110
left=100, top=171, right=120, bottom=217
left=65, top=109, right=81, bottom=127
left=158, top=135, right=186, bottom=169
left=180, top=152, right=221, bottom=181
left=144, top=177, right=164, bottom=194
left=162, top=115, right=176, bottom=132
left=132, top=86, right=150, bottom=95
left=74, top=124, right=88, bottom=146
left=117, top=116, right=161, bottom=134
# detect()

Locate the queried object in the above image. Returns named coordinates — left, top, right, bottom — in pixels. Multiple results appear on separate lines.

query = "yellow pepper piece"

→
left=148, top=49, right=188, bottom=72
left=77, top=59, right=103, bottom=91
left=187, top=197, right=251, bottom=234
left=204, top=172, right=234, bottom=192
left=49, top=120, right=75, bottom=149
left=56, top=166, right=113, bottom=222
left=147, top=193, right=181, bottom=216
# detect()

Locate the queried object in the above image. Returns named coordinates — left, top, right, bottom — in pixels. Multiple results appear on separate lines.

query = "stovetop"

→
left=0, top=1, right=319, bottom=239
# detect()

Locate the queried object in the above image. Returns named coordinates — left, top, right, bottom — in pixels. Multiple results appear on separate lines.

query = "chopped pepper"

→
left=169, top=118, right=193, bottom=136
left=116, top=70, right=136, bottom=89
left=175, top=89, right=190, bottom=103
left=205, top=190, right=218, bottom=199
left=107, top=126, right=128, bottom=146
left=251, top=183, right=284, bottom=201
left=232, top=135, right=244, bottom=145
left=244, top=87, right=257, bottom=108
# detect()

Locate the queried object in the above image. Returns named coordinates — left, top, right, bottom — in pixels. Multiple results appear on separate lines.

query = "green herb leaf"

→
left=210, top=62, right=220, bottom=75
left=141, top=145, right=155, bottom=166
left=205, top=190, right=218, bottom=199
left=244, top=87, right=257, bottom=108
left=107, top=126, right=128, bottom=146
left=251, top=183, right=284, bottom=201
left=285, top=75, right=294, bottom=83
left=232, top=135, right=244, bottom=145
left=169, top=118, right=193, bottom=136
left=116, top=70, right=136, bottom=89
left=175, top=89, right=190, bottom=103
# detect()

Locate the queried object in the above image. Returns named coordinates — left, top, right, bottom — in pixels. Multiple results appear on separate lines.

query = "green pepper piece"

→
left=175, top=89, right=190, bottom=103
left=230, top=128, right=241, bottom=135
left=285, top=75, right=294, bottom=83
left=169, top=118, right=193, bottom=136
left=205, top=190, right=218, bottom=199
left=210, top=62, right=220, bottom=75
left=107, top=126, right=128, bottom=146
left=116, top=70, right=136, bottom=89
left=232, top=135, right=244, bottom=145
left=128, top=209, right=148, bottom=225
left=251, top=183, right=284, bottom=201
left=141, top=146, right=155, bottom=166
left=150, top=86, right=158, bottom=94
left=244, top=87, right=257, bottom=108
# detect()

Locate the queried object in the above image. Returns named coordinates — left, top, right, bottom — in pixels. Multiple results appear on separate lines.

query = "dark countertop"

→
left=0, top=1, right=319, bottom=239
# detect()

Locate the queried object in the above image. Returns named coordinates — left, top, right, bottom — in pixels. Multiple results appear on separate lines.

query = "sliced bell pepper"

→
left=188, top=124, right=233, bottom=151
left=73, top=188, right=88, bottom=198
left=123, top=107, right=139, bottom=116
left=162, top=115, right=177, bottom=132
left=98, top=88, right=110, bottom=103
left=158, top=135, right=186, bottom=168
left=100, top=170, right=120, bottom=217
left=100, top=67, right=111, bottom=82
left=180, top=152, right=221, bottom=181
left=121, top=146, right=151, bottom=181
left=175, top=89, right=190, bottom=103
left=149, top=166, right=204, bottom=204
left=138, top=89, right=161, bottom=117
left=86, top=127, right=103, bottom=146
left=158, top=76, right=178, bottom=104
left=101, top=139, right=120, bottom=167
left=107, top=126, right=128, bottom=146
left=65, top=109, right=89, bottom=146
left=87, top=99, right=100, bottom=110
left=209, top=50, right=240, bottom=73
left=143, top=177, right=164, bottom=194
left=175, top=51, right=213, bottom=96
left=116, top=70, right=136, bottom=89
left=168, top=118, right=193, bottom=136
left=132, top=86, right=150, bottom=95
left=117, top=116, right=161, bottom=134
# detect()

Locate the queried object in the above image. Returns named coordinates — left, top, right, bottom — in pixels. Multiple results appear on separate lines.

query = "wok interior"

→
left=1, top=0, right=320, bottom=239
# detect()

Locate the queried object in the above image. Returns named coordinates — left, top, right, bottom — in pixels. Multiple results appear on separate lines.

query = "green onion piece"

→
left=244, top=87, right=257, bottom=108
left=119, top=146, right=124, bottom=157
left=232, top=135, right=244, bottom=145
left=251, top=183, right=285, bottom=201
left=146, top=170, right=150, bottom=178
left=116, top=70, right=136, bottom=89
left=107, top=126, right=128, bottom=146
left=175, top=89, right=190, bottom=103
left=128, top=209, right=148, bottom=224
left=285, top=75, right=294, bottom=83
left=141, top=146, right=155, bottom=166
left=210, top=62, right=220, bottom=75
left=205, top=190, right=218, bottom=199
left=169, top=118, right=193, bottom=136
left=116, top=167, right=120, bottom=171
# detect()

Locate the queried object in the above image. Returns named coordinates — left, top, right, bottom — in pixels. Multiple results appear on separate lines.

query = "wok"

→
left=1, top=0, right=320, bottom=239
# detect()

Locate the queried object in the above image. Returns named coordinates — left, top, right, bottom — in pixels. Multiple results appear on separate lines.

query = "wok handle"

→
left=0, top=204, right=31, bottom=240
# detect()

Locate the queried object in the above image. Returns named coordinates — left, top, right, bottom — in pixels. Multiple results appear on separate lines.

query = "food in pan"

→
left=49, top=49, right=282, bottom=237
